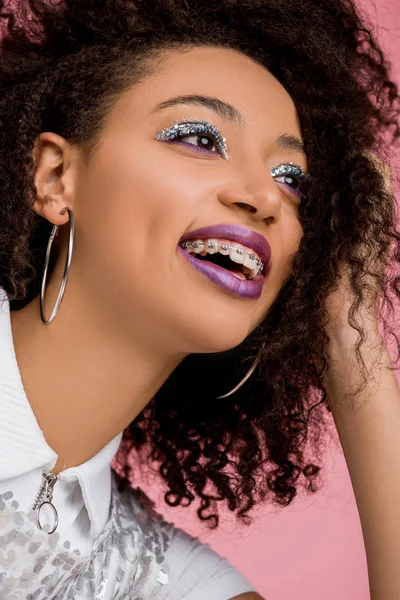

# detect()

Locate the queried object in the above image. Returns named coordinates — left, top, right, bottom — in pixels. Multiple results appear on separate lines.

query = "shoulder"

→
left=113, top=473, right=260, bottom=599
left=161, top=526, right=259, bottom=599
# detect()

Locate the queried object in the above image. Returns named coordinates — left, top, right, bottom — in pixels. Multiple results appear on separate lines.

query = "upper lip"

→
left=179, top=224, right=271, bottom=274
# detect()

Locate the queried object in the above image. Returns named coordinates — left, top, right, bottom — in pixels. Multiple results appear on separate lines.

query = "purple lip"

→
left=179, top=223, right=271, bottom=274
left=177, top=246, right=265, bottom=299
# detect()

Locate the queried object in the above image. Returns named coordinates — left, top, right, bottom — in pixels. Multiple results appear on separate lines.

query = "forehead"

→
left=114, top=45, right=300, bottom=133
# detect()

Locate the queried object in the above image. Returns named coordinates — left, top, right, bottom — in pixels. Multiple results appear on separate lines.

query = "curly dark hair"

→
left=1, top=0, right=400, bottom=528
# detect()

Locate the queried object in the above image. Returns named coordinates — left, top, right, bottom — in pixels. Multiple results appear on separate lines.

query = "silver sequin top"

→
left=0, top=471, right=171, bottom=599
left=0, top=287, right=257, bottom=599
left=0, top=470, right=257, bottom=599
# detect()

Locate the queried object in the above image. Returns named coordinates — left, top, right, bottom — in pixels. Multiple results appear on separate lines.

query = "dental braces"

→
left=180, top=240, right=264, bottom=275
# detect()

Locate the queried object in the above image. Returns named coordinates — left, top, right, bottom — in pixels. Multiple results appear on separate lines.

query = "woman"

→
left=0, top=0, right=399, bottom=598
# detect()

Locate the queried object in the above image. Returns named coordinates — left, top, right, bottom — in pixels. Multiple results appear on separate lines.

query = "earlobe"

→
left=32, top=131, right=75, bottom=226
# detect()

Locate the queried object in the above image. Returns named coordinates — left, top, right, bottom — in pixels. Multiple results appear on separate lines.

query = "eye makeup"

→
left=270, top=161, right=308, bottom=199
left=154, top=120, right=308, bottom=198
left=154, top=119, right=228, bottom=159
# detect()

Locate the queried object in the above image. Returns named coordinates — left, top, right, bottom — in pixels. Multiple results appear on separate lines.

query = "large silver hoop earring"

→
left=40, top=206, right=74, bottom=326
left=215, top=342, right=266, bottom=399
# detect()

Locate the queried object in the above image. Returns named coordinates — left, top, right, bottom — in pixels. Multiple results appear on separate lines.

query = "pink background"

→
left=0, top=1, right=397, bottom=598
left=133, top=2, right=400, bottom=598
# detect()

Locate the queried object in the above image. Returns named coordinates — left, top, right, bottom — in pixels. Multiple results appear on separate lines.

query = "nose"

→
left=217, top=167, right=282, bottom=224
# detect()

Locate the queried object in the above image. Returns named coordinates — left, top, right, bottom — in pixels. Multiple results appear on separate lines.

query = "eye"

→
left=275, top=174, right=302, bottom=191
left=155, top=119, right=228, bottom=159
left=176, top=133, right=218, bottom=154
left=271, top=162, right=308, bottom=198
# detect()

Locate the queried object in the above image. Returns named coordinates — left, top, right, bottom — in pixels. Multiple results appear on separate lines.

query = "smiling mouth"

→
left=179, top=237, right=264, bottom=281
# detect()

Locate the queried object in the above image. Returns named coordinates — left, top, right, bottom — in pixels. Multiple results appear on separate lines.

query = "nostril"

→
left=235, top=202, right=257, bottom=213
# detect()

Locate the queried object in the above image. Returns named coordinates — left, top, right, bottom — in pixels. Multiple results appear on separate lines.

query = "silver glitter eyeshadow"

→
left=270, top=162, right=307, bottom=180
left=0, top=472, right=172, bottom=599
left=155, top=119, right=228, bottom=159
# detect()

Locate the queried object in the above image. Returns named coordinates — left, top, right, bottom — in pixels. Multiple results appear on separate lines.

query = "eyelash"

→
left=155, top=119, right=228, bottom=158
left=155, top=120, right=308, bottom=197
left=270, top=163, right=308, bottom=199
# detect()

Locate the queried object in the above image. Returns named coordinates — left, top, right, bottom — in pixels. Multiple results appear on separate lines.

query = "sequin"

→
left=0, top=471, right=171, bottom=598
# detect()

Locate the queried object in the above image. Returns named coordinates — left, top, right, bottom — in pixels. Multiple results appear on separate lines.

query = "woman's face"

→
left=55, top=46, right=307, bottom=353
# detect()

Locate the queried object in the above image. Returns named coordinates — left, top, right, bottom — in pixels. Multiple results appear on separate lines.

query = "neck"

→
left=10, top=276, right=185, bottom=475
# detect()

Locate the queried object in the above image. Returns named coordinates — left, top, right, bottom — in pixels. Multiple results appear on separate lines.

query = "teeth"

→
left=242, top=266, right=253, bottom=278
left=180, top=238, right=264, bottom=280
left=191, top=240, right=205, bottom=253
left=243, top=252, right=259, bottom=271
left=206, top=239, right=219, bottom=254
left=229, top=245, right=245, bottom=265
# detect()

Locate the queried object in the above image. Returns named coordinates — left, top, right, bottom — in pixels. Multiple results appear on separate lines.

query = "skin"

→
left=8, top=45, right=400, bottom=599
left=10, top=46, right=306, bottom=478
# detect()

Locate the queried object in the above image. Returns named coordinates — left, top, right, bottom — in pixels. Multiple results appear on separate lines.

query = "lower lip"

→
left=177, top=246, right=265, bottom=299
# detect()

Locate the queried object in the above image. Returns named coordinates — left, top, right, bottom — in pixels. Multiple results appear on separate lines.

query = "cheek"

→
left=80, top=148, right=173, bottom=239
left=74, top=141, right=214, bottom=296
left=258, top=214, right=303, bottom=314
left=86, top=141, right=210, bottom=233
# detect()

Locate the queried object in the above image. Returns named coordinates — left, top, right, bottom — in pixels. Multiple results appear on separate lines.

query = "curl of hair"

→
left=1, top=0, right=400, bottom=528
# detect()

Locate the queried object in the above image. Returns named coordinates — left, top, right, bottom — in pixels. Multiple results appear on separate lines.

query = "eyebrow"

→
left=275, top=133, right=305, bottom=155
left=151, top=94, right=306, bottom=156
left=152, top=94, right=245, bottom=125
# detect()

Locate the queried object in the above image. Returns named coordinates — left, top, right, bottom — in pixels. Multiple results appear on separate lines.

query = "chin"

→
left=186, top=327, right=251, bottom=355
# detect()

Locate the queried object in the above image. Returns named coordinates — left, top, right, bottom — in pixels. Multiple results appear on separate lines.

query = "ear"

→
left=32, top=132, right=78, bottom=227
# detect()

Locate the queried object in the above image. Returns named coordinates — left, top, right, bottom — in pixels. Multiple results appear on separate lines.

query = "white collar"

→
left=0, top=287, right=123, bottom=536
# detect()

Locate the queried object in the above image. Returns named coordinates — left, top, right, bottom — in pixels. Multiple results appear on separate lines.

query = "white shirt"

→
left=0, top=286, right=257, bottom=599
